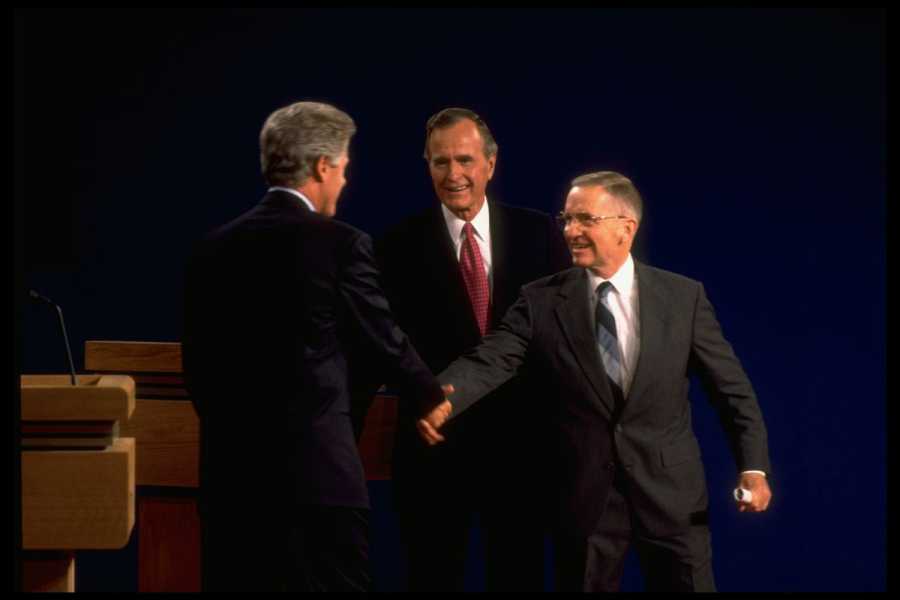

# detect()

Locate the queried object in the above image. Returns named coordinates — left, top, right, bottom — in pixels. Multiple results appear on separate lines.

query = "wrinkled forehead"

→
left=427, top=121, right=484, bottom=155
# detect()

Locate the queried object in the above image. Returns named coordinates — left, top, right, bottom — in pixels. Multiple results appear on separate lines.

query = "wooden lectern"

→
left=20, top=374, right=136, bottom=592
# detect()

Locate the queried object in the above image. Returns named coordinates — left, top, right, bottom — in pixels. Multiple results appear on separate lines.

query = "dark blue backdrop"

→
left=15, top=7, right=886, bottom=592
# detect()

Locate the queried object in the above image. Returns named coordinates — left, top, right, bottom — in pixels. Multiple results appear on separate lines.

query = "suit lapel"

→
left=488, top=202, right=512, bottom=325
left=554, top=270, right=617, bottom=418
left=626, top=262, right=669, bottom=411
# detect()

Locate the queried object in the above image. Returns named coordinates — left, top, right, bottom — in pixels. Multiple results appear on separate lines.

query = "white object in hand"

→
left=733, top=487, right=753, bottom=503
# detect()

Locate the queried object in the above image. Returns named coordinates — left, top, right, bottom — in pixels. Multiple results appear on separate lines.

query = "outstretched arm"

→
left=417, top=291, right=535, bottom=444
left=338, top=232, right=444, bottom=411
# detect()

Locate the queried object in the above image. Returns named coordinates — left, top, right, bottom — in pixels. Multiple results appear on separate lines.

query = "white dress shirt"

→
left=441, top=199, right=493, bottom=293
left=585, top=254, right=640, bottom=398
left=268, top=186, right=316, bottom=213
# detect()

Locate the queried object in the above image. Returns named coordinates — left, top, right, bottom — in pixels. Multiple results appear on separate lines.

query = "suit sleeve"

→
left=337, top=231, right=444, bottom=413
left=690, top=283, right=771, bottom=475
left=439, top=290, right=533, bottom=418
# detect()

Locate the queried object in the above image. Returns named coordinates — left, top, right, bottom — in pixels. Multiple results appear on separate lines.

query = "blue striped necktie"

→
left=595, top=281, right=624, bottom=405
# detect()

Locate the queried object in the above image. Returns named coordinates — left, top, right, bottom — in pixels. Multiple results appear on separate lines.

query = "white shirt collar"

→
left=268, top=186, right=316, bottom=213
left=441, top=197, right=491, bottom=244
left=586, top=253, right=636, bottom=297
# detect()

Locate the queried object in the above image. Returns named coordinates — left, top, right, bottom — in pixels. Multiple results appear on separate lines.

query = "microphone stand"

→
left=29, top=290, right=77, bottom=386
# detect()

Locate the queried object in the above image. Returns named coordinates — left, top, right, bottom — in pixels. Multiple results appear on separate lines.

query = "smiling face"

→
left=426, top=119, right=496, bottom=221
left=563, top=185, right=637, bottom=278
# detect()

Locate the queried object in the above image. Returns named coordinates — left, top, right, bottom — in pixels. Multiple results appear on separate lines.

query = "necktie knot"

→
left=596, top=280, right=614, bottom=299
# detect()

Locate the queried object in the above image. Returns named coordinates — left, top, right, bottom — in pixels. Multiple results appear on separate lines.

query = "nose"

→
left=564, top=219, right=581, bottom=235
left=447, top=160, right=463, bottom=179
left=564, top=221, right=588, bottom=244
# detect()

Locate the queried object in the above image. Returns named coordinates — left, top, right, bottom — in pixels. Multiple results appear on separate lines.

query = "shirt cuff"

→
left=741, top=470, right=767, bottom=476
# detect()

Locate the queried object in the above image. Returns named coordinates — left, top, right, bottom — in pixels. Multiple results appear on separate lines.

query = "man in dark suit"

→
left=182, top=101, right=443, bottom=592
left=376, top=107, right=570, bottom=591
left=419, top=171, right=772, bottom=592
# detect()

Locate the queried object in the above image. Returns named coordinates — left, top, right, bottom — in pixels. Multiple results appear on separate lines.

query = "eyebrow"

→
left=433, top=153, right=473, bottom=161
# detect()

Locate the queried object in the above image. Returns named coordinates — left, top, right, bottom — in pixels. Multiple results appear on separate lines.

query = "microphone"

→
left=29, top=290, right=78, bottom=386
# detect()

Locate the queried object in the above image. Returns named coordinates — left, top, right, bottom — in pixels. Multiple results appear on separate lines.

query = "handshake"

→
left=416, top=384, right=455, bottom=445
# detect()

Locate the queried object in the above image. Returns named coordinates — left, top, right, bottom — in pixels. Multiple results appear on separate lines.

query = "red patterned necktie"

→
left=460, top=222, right=490, bottom=337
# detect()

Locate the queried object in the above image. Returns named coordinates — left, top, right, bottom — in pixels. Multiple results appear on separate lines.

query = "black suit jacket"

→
left=441, top=263, right=771, bottom=539
left=182, top=190, right=443, bottom=514
left=376, top=201, right=570, bottom=500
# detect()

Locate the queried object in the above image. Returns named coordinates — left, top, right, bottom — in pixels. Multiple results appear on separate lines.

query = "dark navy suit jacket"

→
left=183, top=189, right=442, bottom=517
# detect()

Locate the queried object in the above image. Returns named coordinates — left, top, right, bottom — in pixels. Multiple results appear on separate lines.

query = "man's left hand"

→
left=736, top=472, right=772, bottom=512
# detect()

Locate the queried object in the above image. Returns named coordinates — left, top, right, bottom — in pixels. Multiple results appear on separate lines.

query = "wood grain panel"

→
left=85, top=341, right=183, bottom=373
left=22, top=438, right=136, bottom=550
left=20, top=374, right=135, bottom=422
left=359, top=394, right=399, bottom=480
left=137, top=497, right=201, bottom=592
left=119, top=400, right=200, bottom=488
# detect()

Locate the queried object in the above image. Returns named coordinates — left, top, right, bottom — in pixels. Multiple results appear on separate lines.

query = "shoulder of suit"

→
left=328, top=221, right=375, bottom=260
left=490, top=201, right=555, bottom=224
left=324, top=216, right=365, bottom=238
left=200, top=203, right=257, bottom=242
left=276, top=212, right=369, bottom=253
left=274, top=207, right=371, bottom=251
left=521, top=266, right=581, bottom=293
left=636, top=261, right=703, bottom=292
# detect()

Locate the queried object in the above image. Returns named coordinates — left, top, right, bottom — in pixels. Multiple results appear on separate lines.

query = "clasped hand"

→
left=416, top=384, right=454, bottom=445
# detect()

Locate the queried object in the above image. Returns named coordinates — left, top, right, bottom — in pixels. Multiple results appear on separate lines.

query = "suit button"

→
left=606, top=462, right=615, bottom=471
left=615, top=424, right=623, bottom=433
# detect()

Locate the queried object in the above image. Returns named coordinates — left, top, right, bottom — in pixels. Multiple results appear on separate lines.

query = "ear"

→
left=619, top=220, right=635, bottom=245
left=311, top=156, right=329, bottom=183
left=486, top=154, right=497, bottom=180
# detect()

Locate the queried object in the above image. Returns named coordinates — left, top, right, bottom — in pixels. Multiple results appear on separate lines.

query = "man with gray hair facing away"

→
left=183, top=101, right=444, bottom=591
left=419, top=171, right=772, bottom=591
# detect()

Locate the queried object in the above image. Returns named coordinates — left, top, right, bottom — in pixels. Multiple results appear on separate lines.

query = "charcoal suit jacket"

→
left=440, top=263, right=771, bottom=539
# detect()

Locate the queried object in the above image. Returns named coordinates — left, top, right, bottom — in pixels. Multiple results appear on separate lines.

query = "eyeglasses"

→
left=556, top=212, right=631, bottom=228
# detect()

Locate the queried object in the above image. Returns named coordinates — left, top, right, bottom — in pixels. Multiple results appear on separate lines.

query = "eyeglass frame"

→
left=556, top=211, right=633, bottom=228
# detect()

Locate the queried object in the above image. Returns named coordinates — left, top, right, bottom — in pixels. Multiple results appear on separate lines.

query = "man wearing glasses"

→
left=418, top=171, right=772, bottom=592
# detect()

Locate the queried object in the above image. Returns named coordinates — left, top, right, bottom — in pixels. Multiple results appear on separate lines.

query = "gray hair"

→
left=571, top=171, right=643, bottom=223
left=423, top=107, right=498, bottom=160
left=260, top=101, right=356, bottom=188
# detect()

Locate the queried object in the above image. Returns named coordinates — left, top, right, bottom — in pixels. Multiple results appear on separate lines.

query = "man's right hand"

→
left=416, top=384, right=454, bottom=446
